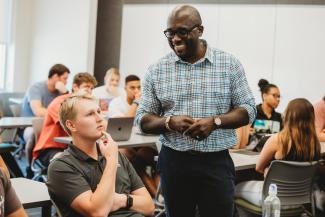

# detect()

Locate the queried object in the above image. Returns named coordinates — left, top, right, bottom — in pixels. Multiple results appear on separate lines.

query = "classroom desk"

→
left=54, top=131, right=159, bottom=149
left=0, top=117, right=35, bottom=177
left=11, top=178, right=52, bottom=217
left=9, top=97, right=23, bottom=104
left=0, top=117, right=34, bottom=130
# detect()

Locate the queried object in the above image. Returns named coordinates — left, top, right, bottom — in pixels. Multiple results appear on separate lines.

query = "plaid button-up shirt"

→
left=136, top=43, right=256, bottom=152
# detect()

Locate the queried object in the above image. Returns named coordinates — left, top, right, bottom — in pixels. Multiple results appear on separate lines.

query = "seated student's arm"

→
left=127, top=103, right=138, bottom=117
left=316, top=127, right=325, bottom=142
left=47, top=97, right=63, bottom=124
left=70, top=137, right=119, bottom=217
left=7, top=207, right=28, bottom=217
left=110, top=153, right=155, bottom=216
left=127, top=93, right=141, bottom=117
left=233, top=125, right=250, bottom=149
left=111, top=188, right=154, bottom=216
left=30, top=100, right=47, bottom=117
left=256, top=134, right=279, bottom=175
left=0, top=156, right=10, bottom=178
left=129, top=187, right=155, bottom=216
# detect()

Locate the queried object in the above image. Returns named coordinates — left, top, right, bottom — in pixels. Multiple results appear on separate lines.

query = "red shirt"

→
left=33, top=94, right=71, bottom=159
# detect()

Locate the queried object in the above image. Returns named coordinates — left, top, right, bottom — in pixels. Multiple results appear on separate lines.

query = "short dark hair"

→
left=48, top=64, right=70, bottom=79
left=125, top=74, right=140, bottom=85
left=73, top=72, right=97, bottom=87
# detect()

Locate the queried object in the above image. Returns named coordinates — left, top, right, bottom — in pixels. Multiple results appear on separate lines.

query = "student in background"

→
left=108, top=75, right=159, bottom=197
left=92, top=68, right=121, bottom=111
left=22, top=63, right=70, bottom=177
left=253, top=79, right=282, bottom=134
left=108, top=75, right=141, bottom=118
left=235, top=98, right=320, bottom=206
left=314, top=96, right=325, bottom=142
left=47, top=93, right=154, bottom=217
left=32, top=73, right=97, bottom=167
left=233, top=125, right=250, bottom=149
left=0, top=156, right=28, bottom=217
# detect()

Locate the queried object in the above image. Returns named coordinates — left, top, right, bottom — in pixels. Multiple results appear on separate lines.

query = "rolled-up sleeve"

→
left=229, top=56, right=256, bottom=124
left=135, top=65, right=162, bottom=128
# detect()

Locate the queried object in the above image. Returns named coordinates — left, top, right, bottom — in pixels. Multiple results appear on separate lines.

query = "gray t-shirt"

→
left=22, top=81, right=62, bottom=117
left=47, top=144, right=144, bottom=217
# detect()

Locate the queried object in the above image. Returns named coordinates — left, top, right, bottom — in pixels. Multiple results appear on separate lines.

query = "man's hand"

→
left=54, top=81, right=68, bottom=93
left=111, top=193, right=127, bottom=212
left=169, top=115, right=195, bottom=134
left=98, top=132, right=118, bottom=164
left=184, top=117, right=216, bottom=141
left=134, top=91, right=142, bottom=100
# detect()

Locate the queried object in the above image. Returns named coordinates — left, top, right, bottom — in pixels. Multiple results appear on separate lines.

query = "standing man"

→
left=136, top=5, right=256, bottom=217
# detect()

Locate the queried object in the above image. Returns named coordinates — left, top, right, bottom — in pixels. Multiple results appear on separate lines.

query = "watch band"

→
left=126, top=194, right=133, bottom=208
left=165, top=116, right=174, bottom=131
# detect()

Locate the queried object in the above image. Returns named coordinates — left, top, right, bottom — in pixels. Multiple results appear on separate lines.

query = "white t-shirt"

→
left=108, top=94, right=131, bottom=117
left=92, top=85, right=120, bottom=100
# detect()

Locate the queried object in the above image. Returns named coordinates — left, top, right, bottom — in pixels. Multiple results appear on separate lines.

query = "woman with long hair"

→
left=235, top=98, right=321, bottom=206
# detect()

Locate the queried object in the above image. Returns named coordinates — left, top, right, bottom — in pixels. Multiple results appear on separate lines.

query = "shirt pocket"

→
left=207, top=86, right=232, bottom=115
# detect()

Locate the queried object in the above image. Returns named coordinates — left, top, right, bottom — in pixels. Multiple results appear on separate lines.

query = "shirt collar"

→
left=68, top=143, right=104, bottom=162
left=170, top=39, right=214, bottom=64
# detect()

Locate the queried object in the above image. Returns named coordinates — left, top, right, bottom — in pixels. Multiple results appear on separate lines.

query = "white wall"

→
left=8, top=0, right=97, bottom=91
left=7, top=0, right=33, bottom=92
left=120, top=4, right=325, bottom=112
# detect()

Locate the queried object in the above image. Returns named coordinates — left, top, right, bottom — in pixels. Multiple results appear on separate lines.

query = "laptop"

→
left=106, top=117, right=134, bottom=141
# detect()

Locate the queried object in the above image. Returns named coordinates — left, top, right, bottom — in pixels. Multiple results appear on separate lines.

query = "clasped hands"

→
left=168, top=115, right=217, bottom=141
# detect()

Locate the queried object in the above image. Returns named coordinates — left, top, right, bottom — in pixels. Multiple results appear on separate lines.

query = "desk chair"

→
left=9, top=104, right=26, bottom=159
left=235, top=160, right=319, bottom=217
left=31, top=118, right=47, bottom=181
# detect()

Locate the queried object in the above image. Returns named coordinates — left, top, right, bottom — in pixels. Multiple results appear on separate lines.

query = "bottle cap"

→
left=268, top=183, right=277, bottom=195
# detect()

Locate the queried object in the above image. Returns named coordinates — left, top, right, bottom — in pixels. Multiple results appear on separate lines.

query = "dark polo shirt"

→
left=47, top=144, right=144, bottom=217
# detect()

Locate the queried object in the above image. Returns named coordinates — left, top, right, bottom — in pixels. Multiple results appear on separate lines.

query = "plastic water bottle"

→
left=262, top=184, right=281, bottom=217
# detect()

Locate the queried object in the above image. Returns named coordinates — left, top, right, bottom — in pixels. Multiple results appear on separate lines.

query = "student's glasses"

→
left=164, top=24, right=200, bottom=39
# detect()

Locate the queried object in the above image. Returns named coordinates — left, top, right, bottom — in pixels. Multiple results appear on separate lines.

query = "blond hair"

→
left=104, top=68, right=120, bottom=83
left=59, top=92, right=96, bottom=135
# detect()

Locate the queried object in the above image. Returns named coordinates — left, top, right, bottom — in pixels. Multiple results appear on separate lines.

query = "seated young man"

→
left=32, top=72, right=98, bottom=167
left=0, top=157, right=28, bottom=217
left=22, top=63, right=70, bottom=177
left=46, top=93, right=155, bottom=217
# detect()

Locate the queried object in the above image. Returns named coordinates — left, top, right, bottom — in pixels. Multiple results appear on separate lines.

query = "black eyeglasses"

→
left=163, top=24, right=200, bottom=39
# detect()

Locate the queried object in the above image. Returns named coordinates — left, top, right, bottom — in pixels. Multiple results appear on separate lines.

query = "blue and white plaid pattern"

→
left=136, top=44, right=256, bottom=152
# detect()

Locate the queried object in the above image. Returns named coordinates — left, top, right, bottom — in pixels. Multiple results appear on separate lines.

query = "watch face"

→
left=214, top=117, right=221, bottom=126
